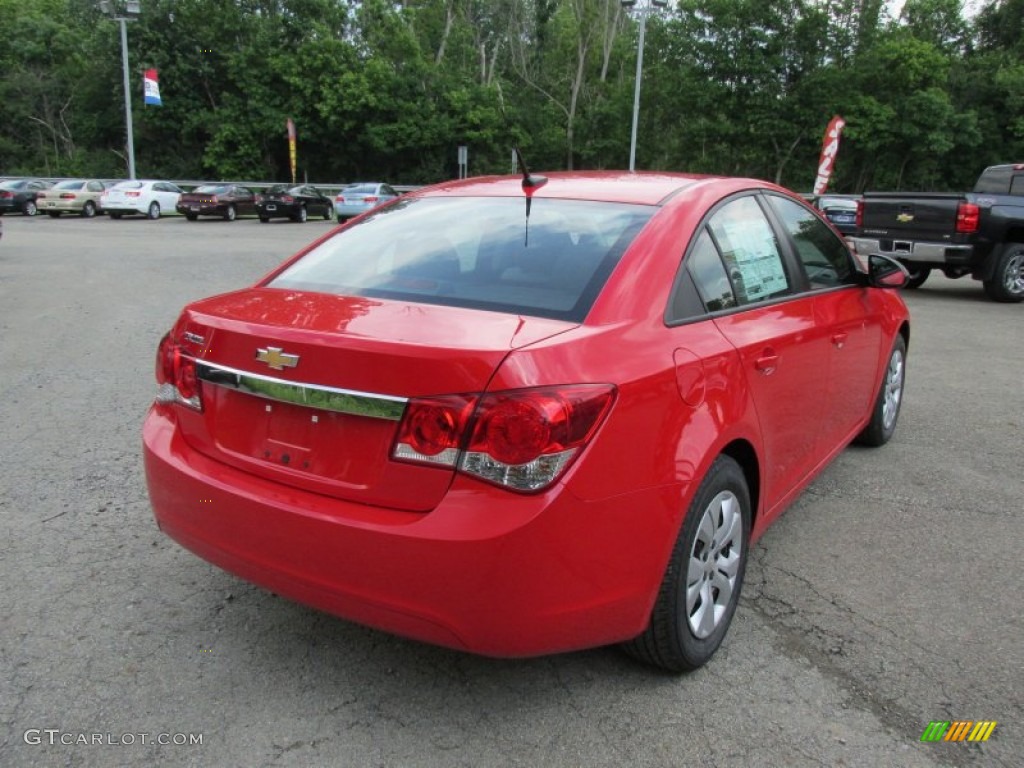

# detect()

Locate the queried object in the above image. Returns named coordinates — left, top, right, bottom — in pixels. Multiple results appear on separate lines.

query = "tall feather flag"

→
left=144, top=69, right=162, bottom=106
left=813, top=116, right=845, bottom=195
left=287, top=118, right=297, bottom=184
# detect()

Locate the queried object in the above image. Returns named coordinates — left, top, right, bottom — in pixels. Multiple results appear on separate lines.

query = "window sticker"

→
left=713, top=211, right=788, bottom=301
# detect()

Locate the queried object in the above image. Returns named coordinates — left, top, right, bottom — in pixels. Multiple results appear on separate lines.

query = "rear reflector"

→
left=393, top=385, right=615, bottom=492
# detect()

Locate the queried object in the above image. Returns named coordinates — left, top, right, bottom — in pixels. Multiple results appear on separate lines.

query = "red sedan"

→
left=143, top=171, right=910, bottom=671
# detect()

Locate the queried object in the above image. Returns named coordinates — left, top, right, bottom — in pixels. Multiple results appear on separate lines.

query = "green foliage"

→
left=0, top=0, right=1019, bottom=191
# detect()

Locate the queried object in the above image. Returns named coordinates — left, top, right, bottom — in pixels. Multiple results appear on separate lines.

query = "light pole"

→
left=621, top=0, right=667, bottom=172
left=99, top=1, right=141, bottom=179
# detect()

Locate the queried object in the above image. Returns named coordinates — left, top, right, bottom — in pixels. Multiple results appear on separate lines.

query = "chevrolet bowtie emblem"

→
left=256, top=347, right=300, bottom=370
left=896, top=213, right=914, bottom=223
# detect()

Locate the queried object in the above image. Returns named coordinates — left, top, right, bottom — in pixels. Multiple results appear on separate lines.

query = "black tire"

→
left=47, top=211, right=61, bottom=218
left=147, top=201, right=160, bottom=220
left=82, top=201, right=96, bottom=218
left=621, top=455, right=751, bottom=672
left=901, top=264, right=930, bottom=289
left=110, top=212, right=123, bottom=219
left=983, top=245, right=1024, bottom=303
left=855, top=334, right=907, bottom=447
left=225, top=204, right=236, bottom=222
left=184, top=212, right=198, bottom=221
left=293, top=205, right=308, bottom=223
left=259, top=215, right=270, bottom=223
left=23, top=200, right=37, bottom=216
left=322, top=205, right=333, bottom=221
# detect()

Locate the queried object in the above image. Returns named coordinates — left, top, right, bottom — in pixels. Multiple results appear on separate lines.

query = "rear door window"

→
left=706, top=196, right=792, bottom=305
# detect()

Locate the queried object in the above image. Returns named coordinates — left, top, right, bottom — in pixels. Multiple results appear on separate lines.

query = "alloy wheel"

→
left=686, top=490, right=743, bottom=639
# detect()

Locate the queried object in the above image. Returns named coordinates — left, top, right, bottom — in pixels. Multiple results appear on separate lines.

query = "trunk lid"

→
left=172, top=288, right=576, bottom=512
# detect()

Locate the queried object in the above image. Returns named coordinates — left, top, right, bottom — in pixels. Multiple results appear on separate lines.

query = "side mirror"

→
left=867, top=254, right=909, bottom=289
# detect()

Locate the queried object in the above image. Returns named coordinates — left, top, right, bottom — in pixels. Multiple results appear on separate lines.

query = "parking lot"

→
left=1, top=214, right=1020, bottom=768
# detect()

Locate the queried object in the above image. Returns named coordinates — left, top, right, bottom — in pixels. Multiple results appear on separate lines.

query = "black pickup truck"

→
left=850, top=164, right=1024, bottom=302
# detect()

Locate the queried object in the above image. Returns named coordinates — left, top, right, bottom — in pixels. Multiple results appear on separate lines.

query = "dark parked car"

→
left=814, top=195, right=859, bottom=236
left=256, top=185, right=334, bottom=223
left=0, top=178, right=53, bottom=216
left=334, top=182, right=399, bottom=219
left=177, top=184, right=257, bottom=221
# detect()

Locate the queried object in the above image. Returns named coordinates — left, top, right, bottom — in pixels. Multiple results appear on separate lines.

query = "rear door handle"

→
left=831, top=332, right=848, bottom=348
left=754, top=353, right=779, bottom=374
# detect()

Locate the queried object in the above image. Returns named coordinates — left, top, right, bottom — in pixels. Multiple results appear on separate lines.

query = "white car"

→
left=101, top=180, right=183, bottom=219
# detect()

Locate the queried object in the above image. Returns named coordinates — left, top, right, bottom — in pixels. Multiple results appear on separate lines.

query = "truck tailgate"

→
left=859, top=192, right=963, bottom=241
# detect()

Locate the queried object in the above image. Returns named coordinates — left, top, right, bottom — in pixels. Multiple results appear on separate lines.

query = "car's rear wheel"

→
left=622, top=455, right=750, bottom=672
left=259, top=215, right=270, bottom=223
left=855, top=334, right=907, bottom=447
left=900, top=264, right=930, bottom=289
left=47, top=211, right=61, bottom=218
left=23, top=200, right=37, bottom=216
left=983, top=245, right=1024, bottom=303
left=293, top=205, right=307, bottom=223
left=225, top=204, right=236, bottom=222
left=185, top=212, right=198, bottom=221
left=82, top=201, right=96, bottom=218
left=147, top=201, right=160, bottom=219
left=322, top=205, right=332, bottom=221
left=110, top=212, right=123, bottom=219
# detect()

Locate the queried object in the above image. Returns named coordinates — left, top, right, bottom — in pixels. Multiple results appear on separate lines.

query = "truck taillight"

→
left=855, top=200, right=863, bottom=229
left=956, top=202, right=979, bottom=233
left=154, top=333, right=202, bottom=411
left=392, top=385, right=615, bottom=492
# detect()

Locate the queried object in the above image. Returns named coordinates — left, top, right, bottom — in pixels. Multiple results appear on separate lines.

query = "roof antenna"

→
left=515, top=147, right=547, bottom=247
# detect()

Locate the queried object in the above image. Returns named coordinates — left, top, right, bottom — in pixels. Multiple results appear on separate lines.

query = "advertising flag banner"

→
left=287, top=118, right=297, bottom=184
left=813, top=115, right=845, bottom=195
left=144, top=69, right=162, bottom=106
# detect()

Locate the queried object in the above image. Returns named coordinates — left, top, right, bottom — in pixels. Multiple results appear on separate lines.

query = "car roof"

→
left=412, top=171, right=722, bottom=206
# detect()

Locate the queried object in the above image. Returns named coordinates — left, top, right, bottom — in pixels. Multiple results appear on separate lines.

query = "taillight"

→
left=363, top=196, right=379, bottom=203
left=392, top=385, right=615, bottom=492
left=335, top=195, right=345, bottom=203
left=126, top=191, right=141, bottom=198
left=956, top=202, right=979, bottom=233
left=255, top=194, right=263, bottom=203
left=0, top=191, right=12, bottom=199
left=154, top=332, right=202, bottom=411
left=60, top=193, right=76, bottom=199
left=281, top=195, right=294, bottom=203
left=393, top=395, right=476, bottom=467
left=855, top=200, right=863, bottom=229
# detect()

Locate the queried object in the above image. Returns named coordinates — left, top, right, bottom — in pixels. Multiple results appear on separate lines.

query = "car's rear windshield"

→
left=54, top=180, right=86, bottom=190
left=114, top=181, right=143, bottom=189
left=0, top=180, right=27, bottom=190
left=266, top=185, right=300, bottom=195
left=344, top=184, right=379, bottom=194
left=268, top=196, right=654, bottom=322
left=194, top=184, right=229, bottom=194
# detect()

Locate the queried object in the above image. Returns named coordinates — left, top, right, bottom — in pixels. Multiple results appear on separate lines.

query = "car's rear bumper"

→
left=103, top=204, right=146, bottom=215
left=143, top=405, right=671, bottom=657
left=177, top=204, right=225, bottom=217
left=335, top=204, right=371, bottom=218
left=850, top=236, right=974, bottom=265
left=40, top=201, right=84, bottom=213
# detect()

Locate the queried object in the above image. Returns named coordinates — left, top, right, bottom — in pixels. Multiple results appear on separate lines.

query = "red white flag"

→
left=144, top=69, right=162, bottom=106
left=813, top=116, right=845, bottom=195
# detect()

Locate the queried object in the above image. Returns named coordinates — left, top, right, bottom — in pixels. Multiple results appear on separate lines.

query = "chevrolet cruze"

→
left=143, top=171, right=910, bottom=671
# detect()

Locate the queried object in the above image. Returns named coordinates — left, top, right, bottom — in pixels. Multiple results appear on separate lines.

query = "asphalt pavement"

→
left=0, top=213, right=1020, bottom=767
